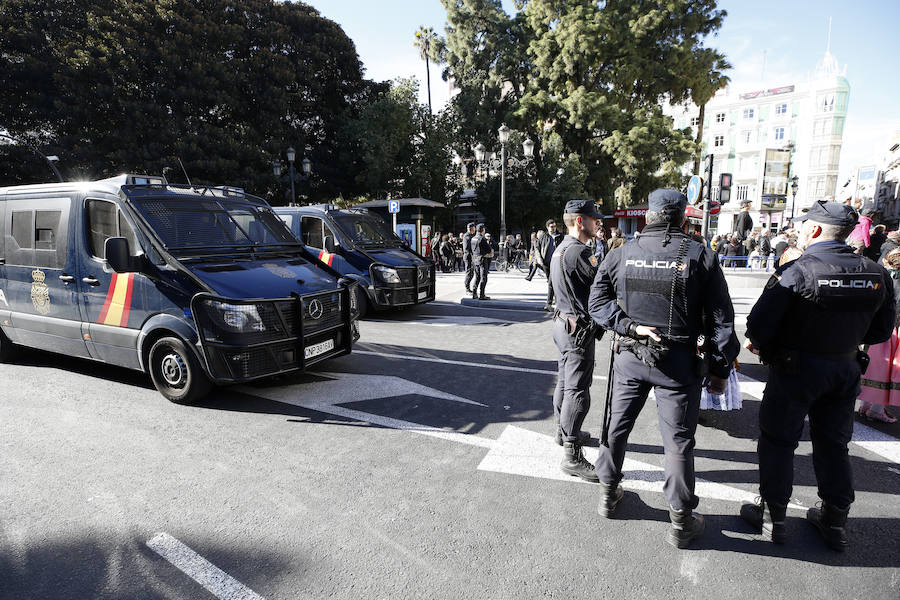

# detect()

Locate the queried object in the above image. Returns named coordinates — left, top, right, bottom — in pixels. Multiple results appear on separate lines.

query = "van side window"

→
left=35, top=211, right=61, bottom=250
left=323, top=222, right=337, bottom=246
left=301, top=216, right=324, bottom=249
left=6, top=202, right=68, bottom=269
left=86, top=199, right=138, bottom=259
left=11, top=211, right=33, bottom=249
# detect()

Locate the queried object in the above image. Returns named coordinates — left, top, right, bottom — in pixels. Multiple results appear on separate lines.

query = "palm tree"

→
left=414, top=26, right=436, bottom=114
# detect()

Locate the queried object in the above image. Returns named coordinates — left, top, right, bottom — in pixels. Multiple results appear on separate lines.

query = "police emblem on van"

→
left=31, top=269, right=51, bottom=315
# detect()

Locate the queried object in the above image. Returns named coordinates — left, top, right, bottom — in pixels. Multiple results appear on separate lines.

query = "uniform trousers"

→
left=471, top=258, right=490, bottom=296
left=464, top=255, right=474, bottom=289
left=758, top=354, right=860, bottom=509
left=552, top=319, right=595, bottom=443
left=595, top=346, right=702, bottom=510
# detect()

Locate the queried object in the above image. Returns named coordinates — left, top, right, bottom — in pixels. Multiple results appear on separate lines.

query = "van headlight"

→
left=372, top=265, right=401, bottom=284
left=203, top=300, right=266, bottom=332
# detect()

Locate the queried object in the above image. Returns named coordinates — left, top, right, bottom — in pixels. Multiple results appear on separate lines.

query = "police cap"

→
left=466, top=222, right=476, bottom=229
left=648, top=188, right=687, bottom=213
left=794, top=201, right=858, bottom=227
left=563, top=199, right=603, bottom=219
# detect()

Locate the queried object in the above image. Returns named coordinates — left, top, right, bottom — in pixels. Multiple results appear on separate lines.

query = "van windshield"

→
left=129, top=195, right=299, bottom=254
left=331, top=213, right=402, bottom=248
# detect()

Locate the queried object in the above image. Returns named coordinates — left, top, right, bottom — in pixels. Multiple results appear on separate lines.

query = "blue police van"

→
left=0, top=175, right=360, bottom=403
left=273, top=205, right=435, bottom=316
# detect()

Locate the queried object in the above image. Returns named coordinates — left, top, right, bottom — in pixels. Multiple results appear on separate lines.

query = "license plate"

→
left=304, top=338, right=335, bottom=359
left=418, top=290, right=428, bottom=300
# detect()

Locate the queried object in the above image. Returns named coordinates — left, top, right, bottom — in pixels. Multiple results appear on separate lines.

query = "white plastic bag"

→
left=700, top=368, right=742, bottom=411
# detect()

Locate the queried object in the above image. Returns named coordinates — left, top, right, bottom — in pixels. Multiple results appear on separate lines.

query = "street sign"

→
left=388, top=200, right=400, bottom=214
left=687, top=175, right=703, bottom=204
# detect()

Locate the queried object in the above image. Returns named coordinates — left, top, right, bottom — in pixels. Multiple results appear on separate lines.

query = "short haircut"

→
left=546, top=219, right=556, bottom=228
left=809, top=220, right=855, bottom=241
left=476, top=224, right=486, bottom=232
left=562, top=213, right=577, bottom=228
left=644, top=209, right=685, bottom=227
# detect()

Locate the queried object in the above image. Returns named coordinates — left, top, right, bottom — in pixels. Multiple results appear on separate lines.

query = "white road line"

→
left=354, top=349, right=608, bottom=381
left=146, top=532, right=265, bottom=600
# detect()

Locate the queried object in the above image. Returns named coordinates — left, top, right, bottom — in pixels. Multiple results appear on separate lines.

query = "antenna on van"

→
left=177, top=157, right=194, bottom=189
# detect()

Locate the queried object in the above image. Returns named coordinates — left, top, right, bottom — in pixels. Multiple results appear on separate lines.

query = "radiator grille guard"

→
left=369, top=263, right=436, bottom=307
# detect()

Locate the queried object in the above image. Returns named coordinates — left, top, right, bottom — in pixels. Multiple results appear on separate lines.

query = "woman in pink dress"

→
left=857, top=248, right=900, bottom=422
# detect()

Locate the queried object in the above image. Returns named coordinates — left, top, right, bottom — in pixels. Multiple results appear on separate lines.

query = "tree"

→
left=414, top=26, right=438, bottom=114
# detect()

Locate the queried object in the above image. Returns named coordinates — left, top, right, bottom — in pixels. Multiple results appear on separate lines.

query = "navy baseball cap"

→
left=564, top=199, right=603, bottom=219
left=794, top=201, right=858, bottom=227
left=648, top=188, right=687, bottom=212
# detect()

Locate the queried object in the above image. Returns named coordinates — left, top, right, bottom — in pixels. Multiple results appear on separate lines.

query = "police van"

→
left=0, top=175, right=360, bottom=403
left=274, top=205, right=434, bottom=316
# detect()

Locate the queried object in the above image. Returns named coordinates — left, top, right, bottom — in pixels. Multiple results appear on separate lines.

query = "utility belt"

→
left=766, top=348, right=869, bottom=375
left=554, top=311, right=602, bottom=349
left=614, top=332, right=702, bottom=372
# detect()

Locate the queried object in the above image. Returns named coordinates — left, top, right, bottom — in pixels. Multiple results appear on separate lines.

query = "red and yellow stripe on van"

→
left=97, top=273, right=134, bottom=327
left=317, top=250, right=334, bottom=267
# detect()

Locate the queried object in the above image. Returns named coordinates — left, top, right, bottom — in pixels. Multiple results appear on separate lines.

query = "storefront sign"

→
left=739, top=85, right=795, bottom=100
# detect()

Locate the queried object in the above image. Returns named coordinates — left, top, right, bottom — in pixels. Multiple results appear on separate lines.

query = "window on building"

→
left=690, top=117, right=700, bottom=127
left=715, top=112, right=725, bottom=123
left=774, top=127, right=785, bottom=141
left=714, top=135, right=724, bottom=148
left=813, top=119, right=827, bottom=137
left=742, top=130, right=752, bottom=144
left=736, top=185, right=749, bottom=202
left=819, top=93, right=835, bottom=113
left=743, top=108, right=755, bottom=119
left=775, top=103, right=787, bottom=115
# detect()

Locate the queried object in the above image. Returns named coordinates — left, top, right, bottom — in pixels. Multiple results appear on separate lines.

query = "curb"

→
left=459, top=297, right=549, bottom=312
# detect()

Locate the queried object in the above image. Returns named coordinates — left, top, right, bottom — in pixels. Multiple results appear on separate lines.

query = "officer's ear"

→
left=809, top=224, right=823, bottom=239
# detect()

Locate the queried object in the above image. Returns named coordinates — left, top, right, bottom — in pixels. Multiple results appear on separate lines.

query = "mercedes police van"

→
left=274, top=205, right=434, bottom=316
left=0, top=175, right=360, bottom=403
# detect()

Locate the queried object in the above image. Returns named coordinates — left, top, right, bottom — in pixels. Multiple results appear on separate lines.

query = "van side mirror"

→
left=105, top=237, right=135, bottom=273
left=324, top=235, right=336, bottom=253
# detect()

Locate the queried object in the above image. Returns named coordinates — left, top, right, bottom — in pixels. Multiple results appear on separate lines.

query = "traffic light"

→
left=718, top=172, right=732, bottom=203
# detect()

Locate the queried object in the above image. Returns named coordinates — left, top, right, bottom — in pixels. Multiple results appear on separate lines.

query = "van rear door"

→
left=1, top=195, right=89, bottom=357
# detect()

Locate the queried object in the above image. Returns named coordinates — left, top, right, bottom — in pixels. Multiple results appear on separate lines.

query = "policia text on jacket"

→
left=0, top=174, right=360, bottom=403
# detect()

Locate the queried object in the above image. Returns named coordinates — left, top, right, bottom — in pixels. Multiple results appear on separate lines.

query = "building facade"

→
left=662, top=50, right=850, bottom=235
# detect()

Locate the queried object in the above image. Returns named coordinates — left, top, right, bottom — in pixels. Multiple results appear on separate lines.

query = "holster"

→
left=558, top=312, right=597, bottom=351
left=616, top=335, right=670, bottom=368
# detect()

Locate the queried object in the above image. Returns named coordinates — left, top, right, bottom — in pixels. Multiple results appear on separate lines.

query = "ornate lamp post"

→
left=790, top=175, right=799, bottom=221
left=471, top=126, right=535, bottom=241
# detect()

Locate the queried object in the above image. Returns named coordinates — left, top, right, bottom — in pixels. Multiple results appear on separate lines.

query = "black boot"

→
left=479, top=295, right=491, bottom=300
left=597, top=482, right=625, bottom=518
left=561, top=442, right=599, bottom=483
left=555, top=426, right=591, bottom=446
left=807, top=502, right=849, bottom=552
left=740, top=497, right=787, bottom=544
left=667, top=507, right=705, bottom=549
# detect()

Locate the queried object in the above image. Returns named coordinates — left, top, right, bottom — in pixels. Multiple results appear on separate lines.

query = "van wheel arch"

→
left=146, top=334, right=212, bottom=404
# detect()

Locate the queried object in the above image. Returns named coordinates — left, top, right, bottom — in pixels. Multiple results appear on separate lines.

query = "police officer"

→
left=470, top=224, right=493, bottom=300
left=742, top=201, right=895, bottom=551
left=463, top=222, right=476, bottom=293
left=588, top=189, right=739, bottom=548
left=551, top=199, right=604, bottom=481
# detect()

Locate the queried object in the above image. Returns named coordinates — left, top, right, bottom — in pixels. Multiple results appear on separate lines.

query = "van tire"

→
left=148, top=336, right=212, bottom=404
left=356, top=286, right=370, bottom=319
left=0, top=329, right=19, bottom=362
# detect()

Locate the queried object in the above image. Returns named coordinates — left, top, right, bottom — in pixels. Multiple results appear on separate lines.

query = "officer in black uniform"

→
left=742, top=201, right=895, bottom=551
left=463, top=222, right=476, bottom=293
left=550, top=199, right=604, bottom=481
left=470, top=224, right=493, bottom=300
left=588, top=189, right=739, bottom=547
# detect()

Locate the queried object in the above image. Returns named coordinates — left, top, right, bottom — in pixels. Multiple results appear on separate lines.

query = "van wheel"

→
left=148, top=337, right=212, bottom=404
left=0, top=329, right=19, bottom=362
left=355, top=286, right=370, bottom=319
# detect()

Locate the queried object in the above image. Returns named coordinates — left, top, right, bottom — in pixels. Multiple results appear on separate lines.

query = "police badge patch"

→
left=31, top=269, right=51, bottom=315
left=589, top=255, right=599, bottom=267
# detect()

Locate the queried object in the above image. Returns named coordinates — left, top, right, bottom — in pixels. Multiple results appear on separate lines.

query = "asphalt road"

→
left=2, top=276, right=899, bottom=599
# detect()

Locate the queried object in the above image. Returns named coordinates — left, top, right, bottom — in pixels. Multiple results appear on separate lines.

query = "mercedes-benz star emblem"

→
left=308, top=299, right=324, bottom=320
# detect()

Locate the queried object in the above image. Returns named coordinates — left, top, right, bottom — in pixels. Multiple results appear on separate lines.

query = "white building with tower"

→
left=663, top=47, right=850, bottom=234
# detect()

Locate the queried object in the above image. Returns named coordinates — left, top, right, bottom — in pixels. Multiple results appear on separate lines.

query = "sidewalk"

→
left=435, top=268, right=765, bottom=312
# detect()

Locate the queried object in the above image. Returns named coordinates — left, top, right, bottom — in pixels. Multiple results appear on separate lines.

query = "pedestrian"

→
left=440, top=234, right=455, bottom=273
left=525, top=230, right=545, bottom=281
left=742, top=201, right=896, bottom=552
left=455, top=233, right=465, bottom=271
left=545, top=219, right=564, bottom=310
left=866, top=224, right=887, bottom=262
left=773, top=227, right=791, bottom=263
left=431, top=232, right=442, bottom=269
left=847, top=206, right=873, bottom=254
left=470, top=224, right=493, bottom=300
left=735, top=200, right=754, bottom=248
left=593, top=225, right=609, bottom=263
left=463, top=223, right=476, bottom=293
left=550, top=199, right=605, bottom=481
left=608, top=228, right=625, bottom=251
left=759, top=229, right=772, bottom=258
left=777, top=234, right=802, bottom=266
left=589, top=188, right=739, bottom=548
left=857, top=248, right=900, bottom=423
left=880, top=230, right=900, bottom=263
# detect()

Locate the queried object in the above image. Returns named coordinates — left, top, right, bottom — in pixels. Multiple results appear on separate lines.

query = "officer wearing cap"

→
left=588, top=188, right=739, bottom=548
left=470, top=224, right=493, bottom=300
left=550, top=199, right=605, bottom=481
left=463, top=222, right=477, bottom=293
left=742, top=201, right=895, bottom=551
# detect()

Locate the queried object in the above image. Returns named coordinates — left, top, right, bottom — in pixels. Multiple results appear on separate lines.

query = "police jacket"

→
left=472, top=234, right=493, bottom=260
left=746, top=241, right=896, bottom=360
left=550, top=235, right=598, bottom=320
left=588, top=223, right=740, bottom=378
left=463, top=232, right=474, bottom=257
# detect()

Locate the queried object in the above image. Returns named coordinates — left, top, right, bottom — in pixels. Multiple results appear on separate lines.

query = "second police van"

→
left=0, top=175, right=360, bottom=403
left=274, top=205, right=435, bottom=316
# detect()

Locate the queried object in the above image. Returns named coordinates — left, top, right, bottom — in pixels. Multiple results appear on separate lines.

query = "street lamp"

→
left=790, top=175, right=799, bottom=221
left=0, top=133, right=63, bottom=182
left=472, top=126, right=535, bottom=241
left=286, top=146, right=296, bottom=206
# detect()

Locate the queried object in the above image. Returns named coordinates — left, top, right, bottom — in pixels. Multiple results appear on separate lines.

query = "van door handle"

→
left=59, top=274, right=76, bottom=283
left=82, top=276, right=100, bottom=286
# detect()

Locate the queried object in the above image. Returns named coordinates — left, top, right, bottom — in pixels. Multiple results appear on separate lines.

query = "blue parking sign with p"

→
left=388, top=200, right=400, bottom=214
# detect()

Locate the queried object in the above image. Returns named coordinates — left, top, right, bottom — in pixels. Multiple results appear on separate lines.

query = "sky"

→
left=306, top=0, right=900, bottom=186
